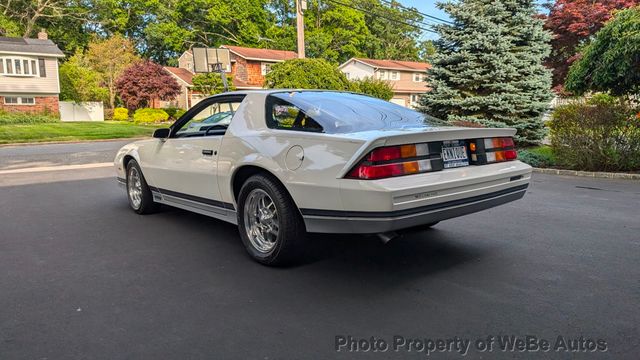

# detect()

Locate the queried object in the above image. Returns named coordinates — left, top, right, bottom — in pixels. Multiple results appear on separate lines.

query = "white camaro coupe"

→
left=115, top=90, right=531, bottom=265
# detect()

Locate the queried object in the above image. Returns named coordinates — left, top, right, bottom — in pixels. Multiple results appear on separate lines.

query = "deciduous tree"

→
left=59, top=51, right=109, bottom=103
left=565, top=7, right=640, bottom=96
left=544, top=0, right=638, bottom=88
left=85, top=35, right=139, bottom=109
left=192, top=73, right=236, bottom=96
left=264, top=58, right=351, bottom=90
left=115, top=61, right=181, bottom=110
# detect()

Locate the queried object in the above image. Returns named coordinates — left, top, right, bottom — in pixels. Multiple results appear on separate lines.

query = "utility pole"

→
left=296, top=0, right=306, bottom=58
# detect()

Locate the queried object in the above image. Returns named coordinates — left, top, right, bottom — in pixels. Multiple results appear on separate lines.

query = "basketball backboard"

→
left=192, top=47, right=231, bottom=73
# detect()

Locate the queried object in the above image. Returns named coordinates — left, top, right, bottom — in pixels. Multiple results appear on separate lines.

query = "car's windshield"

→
left=267, top=91, right=444, bottom=134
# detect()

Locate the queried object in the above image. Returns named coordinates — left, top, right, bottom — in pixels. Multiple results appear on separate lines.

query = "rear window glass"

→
left=266, top=91, right=442, bottom=134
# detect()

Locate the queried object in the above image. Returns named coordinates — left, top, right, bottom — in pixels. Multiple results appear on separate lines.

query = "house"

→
left=338, top=58, right=430, bottom=108
left=0, top=31, right=64, bottom=114
left=163, top=45, right=298, bottom=109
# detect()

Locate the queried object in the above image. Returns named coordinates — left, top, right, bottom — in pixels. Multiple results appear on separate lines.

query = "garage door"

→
left=390, top=98, right=406, bottom=107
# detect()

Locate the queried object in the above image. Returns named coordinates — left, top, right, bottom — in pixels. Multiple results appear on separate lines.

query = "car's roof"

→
left=215, top=89, right=356, bottom=96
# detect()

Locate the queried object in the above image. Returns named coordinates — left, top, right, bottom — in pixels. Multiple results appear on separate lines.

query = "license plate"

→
left=442, top=145, right=469, bottom=168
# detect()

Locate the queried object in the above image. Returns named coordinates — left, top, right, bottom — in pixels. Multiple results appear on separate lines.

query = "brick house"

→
left=338, top=58, right=430, bottom=108
left=0, top=31, right=64, bottom=114
left=163, top=45, right=297, bottom=109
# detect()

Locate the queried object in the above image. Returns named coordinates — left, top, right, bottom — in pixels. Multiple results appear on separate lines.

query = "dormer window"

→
left=0, top=56, right=41, bottom=77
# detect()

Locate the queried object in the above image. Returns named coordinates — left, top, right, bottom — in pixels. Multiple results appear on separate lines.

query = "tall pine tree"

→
left=419, top=0, right=552, bottom=145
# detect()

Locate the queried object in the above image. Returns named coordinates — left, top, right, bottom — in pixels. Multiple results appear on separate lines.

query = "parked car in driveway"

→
left=114, top=90, right=532, bottom=265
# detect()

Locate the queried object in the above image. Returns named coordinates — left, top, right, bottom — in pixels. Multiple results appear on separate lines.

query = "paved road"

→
left=0, top=140, right=131, bottom=170
left=0, top=161, right=639, bottom=359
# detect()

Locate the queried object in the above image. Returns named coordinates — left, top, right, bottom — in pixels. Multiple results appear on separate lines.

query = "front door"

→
left=143, top=95, right=245, bottom=205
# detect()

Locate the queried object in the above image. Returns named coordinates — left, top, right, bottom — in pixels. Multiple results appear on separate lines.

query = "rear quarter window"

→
left=265, top=91, right=442, bottom=134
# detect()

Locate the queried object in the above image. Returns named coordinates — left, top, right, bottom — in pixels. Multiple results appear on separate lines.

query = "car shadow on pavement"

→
left=157, top=204, right=490, bottom=289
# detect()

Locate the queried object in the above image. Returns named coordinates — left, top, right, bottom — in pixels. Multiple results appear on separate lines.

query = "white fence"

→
left=60, top=101, right=104, bottom=122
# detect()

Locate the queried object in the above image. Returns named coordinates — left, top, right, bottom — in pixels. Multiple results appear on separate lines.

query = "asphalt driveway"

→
left=0, top=161, right=638, bottom=359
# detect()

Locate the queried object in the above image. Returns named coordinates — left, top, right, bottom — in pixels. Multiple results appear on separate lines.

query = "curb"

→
left=0, top=137, right=148, bottom=148
left=533, top=167, right=640, bottom=180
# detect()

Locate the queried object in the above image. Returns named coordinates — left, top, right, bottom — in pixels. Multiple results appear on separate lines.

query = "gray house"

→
left=0, top=31, right=64, bottom=114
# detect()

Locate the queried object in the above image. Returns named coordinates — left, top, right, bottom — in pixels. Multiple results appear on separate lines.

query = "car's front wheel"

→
left=126, top=160, right=159, bottom=214
left=237, top=174, right=305, bottom=266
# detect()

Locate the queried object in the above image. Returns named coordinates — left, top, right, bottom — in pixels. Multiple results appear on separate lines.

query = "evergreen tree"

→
left=418, top=0, right=553, bottom=145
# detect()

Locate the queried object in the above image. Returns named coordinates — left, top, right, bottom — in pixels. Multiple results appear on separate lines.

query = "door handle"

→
left=202, top=149, right=214, bottom=156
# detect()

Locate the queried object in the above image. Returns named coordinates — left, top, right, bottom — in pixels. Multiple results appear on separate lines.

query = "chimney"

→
left=37, top=30, right=48, bottom=40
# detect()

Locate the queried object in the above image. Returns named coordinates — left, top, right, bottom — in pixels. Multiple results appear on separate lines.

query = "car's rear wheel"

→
left=126, top=160, right=159, bottom=214
left=237, top=174, right=305, bottom=266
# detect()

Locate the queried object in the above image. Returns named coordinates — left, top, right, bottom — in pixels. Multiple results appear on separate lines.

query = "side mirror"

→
left=152, top=128, right=170, bottom=139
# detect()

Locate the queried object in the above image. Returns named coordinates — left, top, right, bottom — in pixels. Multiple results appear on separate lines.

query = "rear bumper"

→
left=301, top=183, right=527, bottom=233
left=301, top=161, right=532, bottom=233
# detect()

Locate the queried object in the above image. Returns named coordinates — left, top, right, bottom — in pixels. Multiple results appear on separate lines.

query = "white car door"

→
left=142, top=95, right=245, bottom=207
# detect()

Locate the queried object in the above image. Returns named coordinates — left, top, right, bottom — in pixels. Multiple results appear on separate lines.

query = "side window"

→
left=174, top=100, right=242, bottom=138
left=266, top=97, right=323, bottom=133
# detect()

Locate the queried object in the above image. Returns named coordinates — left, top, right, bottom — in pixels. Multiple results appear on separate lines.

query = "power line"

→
left=378, top=0, right=454, bottom=25
left=325, top=0, right=439, bottom=34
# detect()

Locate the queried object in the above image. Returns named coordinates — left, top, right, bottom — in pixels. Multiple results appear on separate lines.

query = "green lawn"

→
left=0, top=121, right=165, bottom=145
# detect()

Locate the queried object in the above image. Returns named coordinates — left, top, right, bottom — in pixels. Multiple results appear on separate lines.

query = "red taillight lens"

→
left=471, top=137, right=517, bottom=164
left=368, top=146, right=401, bottom=161
left=505, top=149, right=517, bottom=160
left=347, top=144, right=435, bottom=180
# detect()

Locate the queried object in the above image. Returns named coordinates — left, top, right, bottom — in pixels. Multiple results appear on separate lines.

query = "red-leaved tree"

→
left=115, top=60, right=181, bottom=110
left=544, top=0, right=638, bottom=90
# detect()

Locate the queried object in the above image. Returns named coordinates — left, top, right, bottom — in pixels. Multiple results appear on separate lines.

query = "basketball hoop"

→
left=192, top=47, right=232, bottom=92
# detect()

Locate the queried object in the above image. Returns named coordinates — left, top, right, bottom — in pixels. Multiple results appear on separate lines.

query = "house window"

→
left=0, top=57, right=40, bottom=77
left=21, top=97, right=35, bottom=104
left=3, top=96, right=35, bottom=105
left=413, top=73, right=425, bottom=82
left=261, top=62, right=273, bottom=76
left=390, top=71, right=399, bottom=80
left=377, top=70, right=388, bottom=80
left=411, top=94, right=421, bottom=104
left=4, top=97, right=19, bottom=104
left=344, top=72, right=351, bottom=80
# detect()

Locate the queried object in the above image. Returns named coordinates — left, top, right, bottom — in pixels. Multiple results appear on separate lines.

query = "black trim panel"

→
left=300, top=184, right=529, bottom=218
left=149, top=186, right=235, bottom=210
left=117, top=177, right=126, bottom=184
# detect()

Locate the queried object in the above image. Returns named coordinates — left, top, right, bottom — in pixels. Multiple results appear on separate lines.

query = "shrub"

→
left=264, top=58, right=351, bottom=90
left=163, top=107, right=186, bottom=120
left=549, top=100, right=640, bottom=171
left=517, top=146, right=556, bottom=168
left=349, top=77, right=394, bottom=100
left=133, top=108, right=169, bottom=124
left=112, top=107, right=129, bottom=121
left=0, top=110, right=59, bottom=125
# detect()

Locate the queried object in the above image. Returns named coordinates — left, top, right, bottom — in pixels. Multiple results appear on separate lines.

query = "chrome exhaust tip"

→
left=377, top=231, right=399, bottom=244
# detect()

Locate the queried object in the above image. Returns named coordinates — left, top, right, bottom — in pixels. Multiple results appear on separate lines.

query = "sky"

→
left=398, top=0, right=451, bottom=40
left=398, top=0, right=548, bottom=40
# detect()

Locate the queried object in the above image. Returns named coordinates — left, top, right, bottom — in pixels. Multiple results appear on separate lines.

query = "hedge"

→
left=133, top=108, right=169, bottom=124
left=0, top=111, right=59, bottom=125
left=549, top=98, right=640, bottom=172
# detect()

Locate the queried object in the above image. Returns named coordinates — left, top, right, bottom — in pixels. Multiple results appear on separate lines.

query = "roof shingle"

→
left=351, top=58, right=430, bottom=71
left=0, top=37, right=64, bottom=57
left=221, top=45, right=297, bottom=62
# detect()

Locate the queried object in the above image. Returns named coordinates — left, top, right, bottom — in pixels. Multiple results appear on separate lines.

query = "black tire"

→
left=237, top=174, right=306, bottom=266
left=125, top=160, right=159, bottom=215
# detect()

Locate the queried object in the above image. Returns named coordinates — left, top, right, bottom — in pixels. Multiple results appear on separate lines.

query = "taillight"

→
left=470, top=137, right=517, bottom=164
left=347, top=143, right=441, bottom=180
